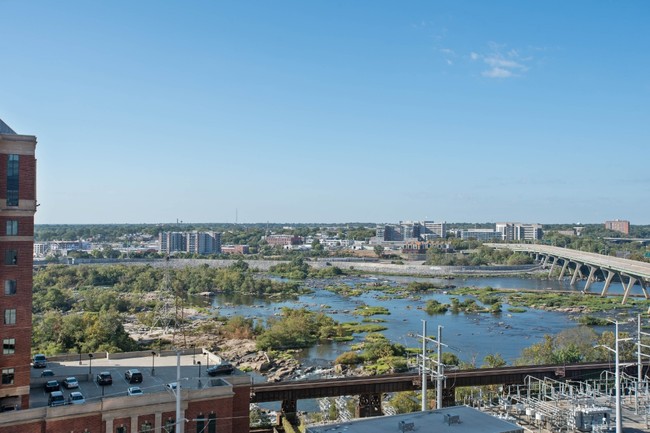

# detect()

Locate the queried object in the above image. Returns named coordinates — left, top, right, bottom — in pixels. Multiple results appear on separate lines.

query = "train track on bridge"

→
left=250, top=362, right=639, bottom=403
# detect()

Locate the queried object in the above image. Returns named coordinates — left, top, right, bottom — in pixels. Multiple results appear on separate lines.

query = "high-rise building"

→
left=159, top=231, right=221, bottom=254
left=496, top=222, right=543, bottom=241
left=0, top=118, right=37, bottom=410
left=605, top=219, right=630, bottom=235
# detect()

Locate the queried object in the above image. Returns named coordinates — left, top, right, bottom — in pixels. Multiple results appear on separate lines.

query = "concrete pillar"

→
left=542, top=255, right=549, bottom=267
left=570, top=262, right=583, bottom=286
left=601, top=270, right=616, bottom=296
left=105, top=418, right=114, bottom=433
left=547, top=257, right=557, bottom=278
left=583, top=266, right=598, bottom=293
left=622, top=275, right=638, bottom=304
left=131, top=415, right=138, bottom=433
left=155, top=412, right=162, bottom=433
left=558, top=261, right=569, bottom=280
left=281, top=398, right=298, bottom=424
left=356, top=393, right=383, bottom=418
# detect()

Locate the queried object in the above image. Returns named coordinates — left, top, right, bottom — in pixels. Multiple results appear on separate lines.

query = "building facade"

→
left=159, top=231, right=221, bottom=255
left=0, top=119, right=37, bottom=410
left=605, top=219, right=630, bottom=235
left=496, top=222, right=543, bottom=241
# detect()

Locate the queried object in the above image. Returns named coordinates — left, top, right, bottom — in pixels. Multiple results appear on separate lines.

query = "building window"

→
left=164, top=418, right=175, bottom=433
left=6, top=155, right=19, bottom=207
left=141, top=422, right=152, bottom=433
left=5, top=221, right=17, bottom=236
left=4, top=309, right=16, bottom=325
left=208, top=413, right=217, bottom=433
left=2, top=338, right=15, bottom=355
left=196, top=415, right=205, bottom=433
left=116, top=425, right=127, bottom=433
left=4, top=280, right=16, bottom=295
left=4, top=250, right=17, bottom=265
left=1, top=369, right=14, bottom=385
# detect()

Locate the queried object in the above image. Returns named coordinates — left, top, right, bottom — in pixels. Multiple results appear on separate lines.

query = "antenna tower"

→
left=150, top=257, right=187, bottom=347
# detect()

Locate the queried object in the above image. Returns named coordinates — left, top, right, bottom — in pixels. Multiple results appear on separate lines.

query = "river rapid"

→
left=209, top=274, right=630, bottom=367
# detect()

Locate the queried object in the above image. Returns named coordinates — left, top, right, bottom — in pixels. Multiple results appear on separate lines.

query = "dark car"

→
left=32, top=354, right=47, bottom=368
left=40, top=369, right=55, bottom=377
left=206, top=362, right=234, bottom=376
left=125, top=369, right=143, bottom=384
left=96, top=371, right=112, bottom=386
left=44, top=380, right=60, bottom=393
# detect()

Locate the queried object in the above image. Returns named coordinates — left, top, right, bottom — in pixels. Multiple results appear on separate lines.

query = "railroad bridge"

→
left=486, top=243, right=650, bottom=304
left=250, top=362, right=641, bottom=419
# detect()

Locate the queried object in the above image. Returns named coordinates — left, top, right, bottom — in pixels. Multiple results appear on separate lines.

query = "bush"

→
left=334, top=351, right=362, bottom=365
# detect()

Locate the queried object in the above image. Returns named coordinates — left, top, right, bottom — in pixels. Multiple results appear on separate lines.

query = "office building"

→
left=496, top=223, right=543, bottom=241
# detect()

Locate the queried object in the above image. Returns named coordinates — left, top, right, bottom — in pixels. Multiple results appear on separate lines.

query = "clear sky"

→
left=2, top=1, right=648, bottom=225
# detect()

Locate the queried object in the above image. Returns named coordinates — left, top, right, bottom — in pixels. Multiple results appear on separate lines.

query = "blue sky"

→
left=2, top=1, right=648, bottom=225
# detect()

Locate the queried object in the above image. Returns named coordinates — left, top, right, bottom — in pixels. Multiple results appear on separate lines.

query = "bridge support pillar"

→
left=547, top=256, right=557, bottom=278
left=601, top=270, right=616, bottom=296
left=558, top=261, right=569, bottom=280
left=281, top=398, right=298, bottom=424
left=442, top=386, right=456, bottom=407
left=541, top=255, right=549, bottom=267
left=356, top=393, right=383, bottom=418
left=583, top=266, right=598, bottom=293
left=570, top=262, right=583, bottom=286
left=622, top=275, right=638, bottom=304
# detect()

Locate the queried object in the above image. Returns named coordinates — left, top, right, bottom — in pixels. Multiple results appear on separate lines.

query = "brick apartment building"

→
left=605, top=219, right=630, bottom=235
left=0, top=119, right=37, bottom=411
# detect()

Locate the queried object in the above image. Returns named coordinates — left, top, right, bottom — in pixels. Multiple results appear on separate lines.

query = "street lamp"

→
left=197, top=361, right=202, bottom=388
left=88, top=353, right=93, bottom=375
left=151, top=351, right=156, bottom=376
left=78, top=346, right=82, bottom=365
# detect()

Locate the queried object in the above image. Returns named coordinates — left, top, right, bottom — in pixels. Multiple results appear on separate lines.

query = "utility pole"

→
left=600, top=320, right=631, bottom=433
left=637, top=314, right=650, bottom=416
left=417, top=320, right=446, bottom=411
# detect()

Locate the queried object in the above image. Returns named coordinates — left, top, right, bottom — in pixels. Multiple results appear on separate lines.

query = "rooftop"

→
left=306, top=406, right=524, bottom=433
left=0, top=118, right=17, bottom=134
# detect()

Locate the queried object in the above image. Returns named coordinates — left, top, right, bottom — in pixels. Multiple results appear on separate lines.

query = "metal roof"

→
left=0, top=118, right=17, bottom=134
left=306, top=406, right=524, bottom=433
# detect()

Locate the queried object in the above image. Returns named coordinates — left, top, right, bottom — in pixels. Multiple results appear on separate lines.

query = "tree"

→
left=374, top=245, right=384, bottom=258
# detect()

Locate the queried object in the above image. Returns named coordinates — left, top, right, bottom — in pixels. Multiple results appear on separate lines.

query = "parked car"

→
left=165, top=382, right=178, bottom=391
left=32, top=354, right=47, bottom=368
left=48, top=391, right=65, bottom=407
left=40, top=369, right=55, bottom=377
left=125, top=369, right=143, bottom=384
left=68, top=391, right=85, bottom=405
left=44, top=380, right=60, bottom=393
left=62, top=377, right=79, bottom=389
left=127, top=386, right=143, bottom=396
left=96, top=371, right=112, bottom=386
left=206, top=362, right=235, bottom=376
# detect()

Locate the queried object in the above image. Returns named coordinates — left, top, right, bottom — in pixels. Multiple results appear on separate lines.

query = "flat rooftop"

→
left=30, top=351, right=245, bottom=408
left=306, top=406, right=524, bottom=433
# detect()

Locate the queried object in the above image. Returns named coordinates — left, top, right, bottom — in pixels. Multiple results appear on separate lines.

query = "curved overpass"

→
left=486, top=243, right=650, bottom=304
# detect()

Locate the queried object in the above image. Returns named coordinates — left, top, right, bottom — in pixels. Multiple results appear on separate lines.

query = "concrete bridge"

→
left=486, top=243, right=650, bottom=305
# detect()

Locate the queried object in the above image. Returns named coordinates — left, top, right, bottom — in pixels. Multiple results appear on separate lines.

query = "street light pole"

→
left=599, top=320, right=629, bottom=433
left=197, top=361, right=202, bottom=388
left=88, top=353, right=93, bottom=375
left=151, top=351, right=156, bottom=376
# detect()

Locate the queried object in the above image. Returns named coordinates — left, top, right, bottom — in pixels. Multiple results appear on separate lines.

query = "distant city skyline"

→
left=2, top=1, right=649, bottom=225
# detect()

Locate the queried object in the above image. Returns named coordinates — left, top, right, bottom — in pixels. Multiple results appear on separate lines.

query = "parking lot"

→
left=30, top=352, right=237, bottom=407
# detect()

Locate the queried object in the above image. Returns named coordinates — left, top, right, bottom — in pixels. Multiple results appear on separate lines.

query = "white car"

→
left=68, top=391, right=85, bottom=404
left=127, top=386, right=143, bottom=396
left=165, top=382, right=178, bottom=391
left=63, top=377, right=79, bottom=389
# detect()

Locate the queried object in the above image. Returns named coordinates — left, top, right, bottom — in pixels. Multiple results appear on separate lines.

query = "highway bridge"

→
left=250, top=362, right=642, bottom=417
left=486, top=243, right=650, bottom=305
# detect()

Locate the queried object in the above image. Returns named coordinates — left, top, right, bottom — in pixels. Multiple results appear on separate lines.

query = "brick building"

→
left=605, top=219, right=630, bottom=235
left=0, top=119, right=37, bottom=411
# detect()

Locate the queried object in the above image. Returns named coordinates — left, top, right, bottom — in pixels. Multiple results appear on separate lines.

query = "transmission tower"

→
left=150, top=257, right=186, bottom=347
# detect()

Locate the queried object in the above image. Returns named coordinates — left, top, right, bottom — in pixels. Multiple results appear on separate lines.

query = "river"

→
left=208, top=274, right=634, bottom=366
